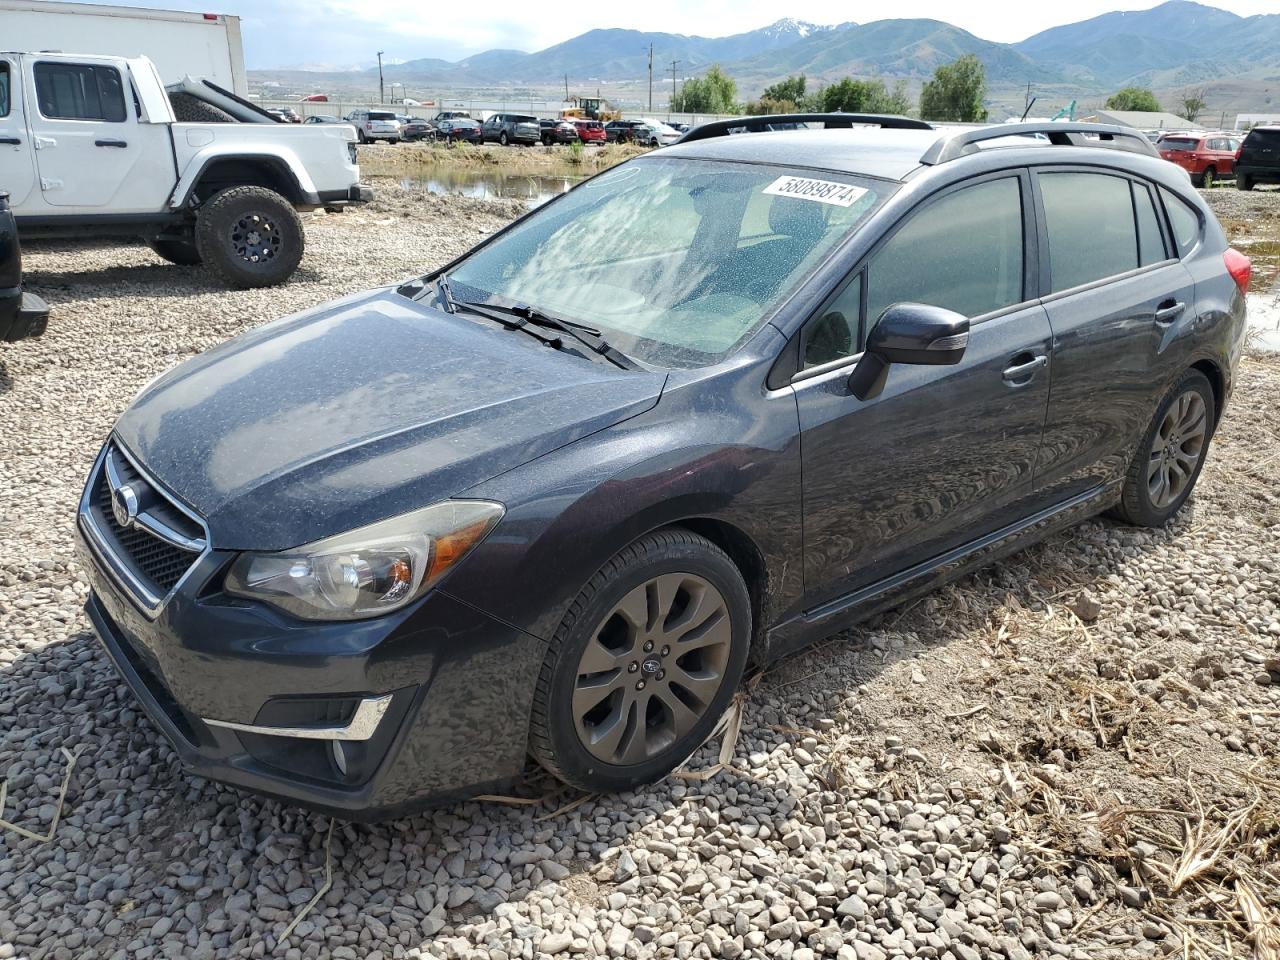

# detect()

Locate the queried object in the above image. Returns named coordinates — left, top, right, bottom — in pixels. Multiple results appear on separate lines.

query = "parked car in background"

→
left=302, top=114, right=342, bottom=125
left=569, top=118, right=606, bottom=143
left=1158, top=133, right=1241, bottom=187
left=264, top=108, right=289, bottom=123
left=401, top=118, right=434, bottom=142
left=73, top=117, right=1249, bottom=818
left=540, top=118, right=579, bottom=145
left=346, top=109, right=402, bottom=143
left=636, top=118, right=682, bottom=146
left=482, top=113, right=541, bottom=146
left=432, top=111, right=471, bottom=123
left=605, top=119, right=647, bottom=143
left=278, top=107, right=302, bottom=123
left=435, top=117, right=483, bottom=144
left=1, top=192, right=49, bottom=344
left=1234, top=126, right=1280, bottom=190
left=3, top=54, right=370, bottom=289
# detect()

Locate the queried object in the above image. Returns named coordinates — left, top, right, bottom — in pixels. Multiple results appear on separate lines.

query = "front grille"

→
left=83, top=443, right=207, bottom=609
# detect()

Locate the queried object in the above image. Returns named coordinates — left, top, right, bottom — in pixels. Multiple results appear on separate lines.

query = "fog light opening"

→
left=331, top=738, right=349, bottom=776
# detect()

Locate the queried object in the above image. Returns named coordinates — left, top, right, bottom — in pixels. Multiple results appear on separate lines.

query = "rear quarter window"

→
left=0, top=62, right=9, bottom=117
left=1159, top=187, right=1201, bottom=257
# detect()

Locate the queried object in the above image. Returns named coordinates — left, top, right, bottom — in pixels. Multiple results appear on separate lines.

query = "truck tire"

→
left=147, top=237, right=203, bottom=266
left=195, top=186, right=304, bottom=289
left=167, top=92, right=236, bottom=124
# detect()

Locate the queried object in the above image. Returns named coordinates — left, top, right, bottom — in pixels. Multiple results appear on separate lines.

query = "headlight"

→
left=225, top=500, right=503, bottom=621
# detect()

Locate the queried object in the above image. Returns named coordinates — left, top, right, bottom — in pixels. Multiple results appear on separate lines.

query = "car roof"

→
left=660, top=127, right=942, bottom=181
left=660, top=122, right=1179, bottom=184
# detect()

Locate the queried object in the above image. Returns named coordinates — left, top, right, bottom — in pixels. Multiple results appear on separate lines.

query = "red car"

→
left=1158, top=133, right=1242, bottom=187
left=570, top=118, right=606, bottom=143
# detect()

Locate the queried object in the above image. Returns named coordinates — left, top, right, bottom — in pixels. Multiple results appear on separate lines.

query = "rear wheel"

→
left=1109, top=369, right=1215, bottom=527
left=357, top=129, right=368, bottom=144
left=195, top=186, right=304, bottom=289
left=499, top=131, right=509, bottom=146
left=147, top=236, right=202, bottom=266
left=1201, top=166, right=1216, bottom=188
left=1236, top=174, right=1253, bottom=191
left=529, top=529, right=750, bottom=793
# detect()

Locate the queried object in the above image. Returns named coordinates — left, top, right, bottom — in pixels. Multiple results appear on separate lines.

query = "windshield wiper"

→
left=475, top=300, right=641, bottom=371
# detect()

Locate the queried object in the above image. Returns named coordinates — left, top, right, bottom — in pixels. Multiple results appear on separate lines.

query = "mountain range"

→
left=254, top=2, right=1280, bottom=112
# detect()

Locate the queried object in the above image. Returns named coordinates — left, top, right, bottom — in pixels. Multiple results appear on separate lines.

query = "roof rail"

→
left=677, top=112, right=933, bottom=144
left=920, top=122, right=1159, bottom=165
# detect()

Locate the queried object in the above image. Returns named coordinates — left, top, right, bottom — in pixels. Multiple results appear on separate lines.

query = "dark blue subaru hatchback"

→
left=77, top=117, right=1251, bottom=818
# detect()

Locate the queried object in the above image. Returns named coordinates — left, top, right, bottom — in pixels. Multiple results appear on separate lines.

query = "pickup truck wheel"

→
left=147, top=237, right=202, bottom=266
left=195, top=186, right=304, bottom=289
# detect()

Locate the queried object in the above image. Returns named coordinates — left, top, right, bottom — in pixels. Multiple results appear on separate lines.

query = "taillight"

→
left=1224, top=248, right=1251, bottom=297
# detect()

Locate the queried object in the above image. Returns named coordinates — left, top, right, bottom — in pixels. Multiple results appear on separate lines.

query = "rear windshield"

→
left=446, top=158, right=888, bottom=368
left=1245, top=129, right=1280, bottom=147
left=511, top=115, right=536, bottom=123
left=368, top=110, right=396, bottom=121
left=1160, top=137, right=1199, bottom=150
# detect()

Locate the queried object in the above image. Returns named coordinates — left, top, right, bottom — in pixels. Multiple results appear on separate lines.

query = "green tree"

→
left=745, top=97, right=799, bottom=115
left=819, top=77, right=910, bottom=114
left=919, top=54, right=988, bottom=122
left=1105, top=87, right=1161, bottom=112
left=1178, top=87, right=1207, bottom=123
left=671, top=65, right=738, bottom=114
left=761, top=74, right=806, bottom=106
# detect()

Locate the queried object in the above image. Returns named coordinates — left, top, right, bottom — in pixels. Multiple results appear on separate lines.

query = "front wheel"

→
left=195, top=186, right=304, bottom=289
left=147, top=236, right=202, bottom=266
left=1108, top=369, right=1215, bottom=527
left=529, top=529, right=751, bottom=794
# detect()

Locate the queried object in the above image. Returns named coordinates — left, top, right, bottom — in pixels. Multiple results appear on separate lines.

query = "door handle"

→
left=1002, top=354, right=1048, bottom=383
left=0, top=136, right=20, bottom=145
left=1154, top=300, right=1185, bottom=324
left=95, top=138, right=128, bottom=148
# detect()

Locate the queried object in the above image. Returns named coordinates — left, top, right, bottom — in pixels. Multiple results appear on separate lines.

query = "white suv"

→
left=346, top=109, right=402, bottom=144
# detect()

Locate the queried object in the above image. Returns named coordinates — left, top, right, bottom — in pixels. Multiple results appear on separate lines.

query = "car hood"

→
left=113, top=289, right=666, bottom=550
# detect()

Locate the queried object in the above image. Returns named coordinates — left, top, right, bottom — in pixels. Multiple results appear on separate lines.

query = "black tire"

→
left=195, top=186, right=304, bottom=289
left=147, top=236, right=202, bottom=266
left=529, top=529, right=751, bottom=794
left=167, top=91, right=236, bottom=123
left=499, top=131, right=509, bottom=146
left=1236, top=174, right=1253, bottom=191
left=1108, top=368, right=1215, bottom=527
left=357, top=129, right=368, bottom=144
left=1202, top=167, right=1216, bottom=188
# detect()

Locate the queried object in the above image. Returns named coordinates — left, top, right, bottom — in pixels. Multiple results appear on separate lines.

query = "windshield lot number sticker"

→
left=763, top=176, right=868, bottom=207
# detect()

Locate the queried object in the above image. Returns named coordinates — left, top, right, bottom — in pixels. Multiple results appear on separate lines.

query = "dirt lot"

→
left=0, top=183, right=1277, bottom=960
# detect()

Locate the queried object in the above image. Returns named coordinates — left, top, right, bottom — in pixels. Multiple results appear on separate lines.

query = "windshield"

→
left=446, top=158, right=885, bottom=367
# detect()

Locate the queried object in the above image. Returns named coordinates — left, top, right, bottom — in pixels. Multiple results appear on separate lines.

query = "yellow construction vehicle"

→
left=562, top=97, right=622, bottom=122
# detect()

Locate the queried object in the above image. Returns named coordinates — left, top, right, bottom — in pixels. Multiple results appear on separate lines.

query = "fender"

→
left=168, top=146, right=319, bottom=208
left=443, top=339, right=807, bottom=658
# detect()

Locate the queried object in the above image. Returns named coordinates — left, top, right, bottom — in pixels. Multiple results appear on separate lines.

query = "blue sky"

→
left=70, top=0, right=1278, bottom=69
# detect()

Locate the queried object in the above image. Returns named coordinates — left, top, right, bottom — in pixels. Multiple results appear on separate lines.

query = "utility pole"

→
left=377, top=51, right=385, bottom=104
left=670, top=59, right=679, bottom=117
left=564, top=73, right=569, bottom=103
left=647, top=43, right=654, bottom=112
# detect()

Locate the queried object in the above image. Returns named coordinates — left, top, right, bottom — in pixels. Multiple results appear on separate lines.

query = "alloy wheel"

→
left=230, top=212, right=282, bottom=265
left=572, top=573, right=732, bottom=765
left=1148, top=390, right=1207, bottom=508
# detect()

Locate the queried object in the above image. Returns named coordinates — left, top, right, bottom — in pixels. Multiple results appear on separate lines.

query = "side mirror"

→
left=848, top=303, right=970, bottom=401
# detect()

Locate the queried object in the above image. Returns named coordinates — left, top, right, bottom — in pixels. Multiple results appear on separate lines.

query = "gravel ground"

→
left=0, top=183, right=1278, bottom=960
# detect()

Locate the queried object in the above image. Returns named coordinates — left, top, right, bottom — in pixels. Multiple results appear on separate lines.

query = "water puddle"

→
left=399, top=166, right=585, bottom=207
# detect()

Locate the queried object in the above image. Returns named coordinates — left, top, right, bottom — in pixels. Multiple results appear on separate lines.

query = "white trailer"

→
left=0, top=0, right=246, bottom=95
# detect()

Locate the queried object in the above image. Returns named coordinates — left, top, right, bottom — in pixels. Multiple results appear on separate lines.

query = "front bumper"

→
left=77, top=522, right=544, bottom=820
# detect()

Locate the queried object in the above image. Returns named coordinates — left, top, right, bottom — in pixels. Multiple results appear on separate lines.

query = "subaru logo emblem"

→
left=112, top=483, right=140, bottom=530
left=641, top=658, right=661, bottom=675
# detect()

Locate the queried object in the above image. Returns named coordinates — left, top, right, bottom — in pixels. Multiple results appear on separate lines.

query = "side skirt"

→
left=762, top=481, right=1122, bottom=662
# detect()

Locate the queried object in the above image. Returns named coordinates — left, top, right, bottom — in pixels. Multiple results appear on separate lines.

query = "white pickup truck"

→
left=0, top=52, right=371, bottom=287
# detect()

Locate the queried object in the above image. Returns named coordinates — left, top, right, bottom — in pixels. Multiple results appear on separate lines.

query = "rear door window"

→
left=1039, top=172, right=1138, bottom=292
left=0, top=62, right=9, bottom=117
left=865, top=176, right=1024, bottom=324
left=34, top=61, right=127, bottom=122
left=1133, top=182, right=1167, bottom=266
